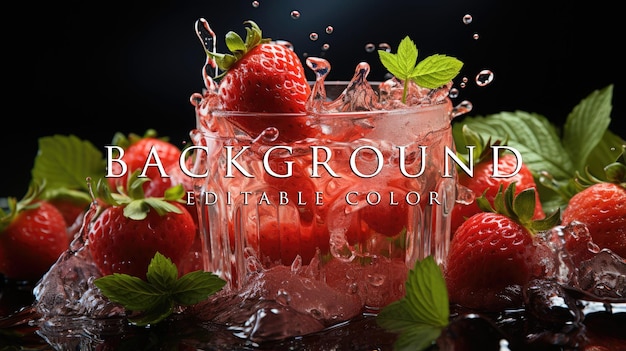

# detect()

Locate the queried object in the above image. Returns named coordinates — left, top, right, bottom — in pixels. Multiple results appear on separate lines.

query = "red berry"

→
left=0, top=200, right=69, bottom=281
left=561, top=182, right=626, bottom=258
left=451, top=153, right=544, bottom=235
left=87, top=202, right=196, bottom=280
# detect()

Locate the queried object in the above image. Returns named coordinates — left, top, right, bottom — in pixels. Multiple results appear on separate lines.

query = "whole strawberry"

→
left=88, top=172, right=196, bottom=280
left=0, top=185, right=70, bottom=281
left=560, top=158, right=626, bottom=258
left=445, top=184, right=559, bottom=311
left=107, top=130, right=182, bottom=198
left=207, top=20, right=314, bottom=141
left=451, top=127, right=544, bottom=235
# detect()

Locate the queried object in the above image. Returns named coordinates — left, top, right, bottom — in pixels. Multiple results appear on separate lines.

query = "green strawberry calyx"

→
left=477, top=183, right=560, bottom=235
left=455, top=124, right=510, bottom=167
left=0, top=181, right=46, bottom=233
left=98, top=170, right=186, bottom=221
left=205, top=20, right=270, bottom=78
left=573, top=148, right=626, bottom=190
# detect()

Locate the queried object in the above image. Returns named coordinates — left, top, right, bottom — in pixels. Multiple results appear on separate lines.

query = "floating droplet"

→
left=462, top=76, right=468, bottom=83
left=451, top=100, right=473, bottom=118
left=459, top=82, right=466, bottom=88
left=473, top=33, right=480, bottom=40
left=290, top=10, right=300, bottom=19
left=449, top=88, right=459, bottom=99
left=475, top=69, right=494, bottom=87
left=325, top=25, right=334, bottom=34
left=364, top=43, right=375, bottom=53
left=321, top=43, right=330, bottom=51
left=252, top=1, right=259, bottom=8
left=309, top=32, right=319, bottom=41
left=378, top=43, right=391, bottom=52
left=463, top=14, right=473, bottom=24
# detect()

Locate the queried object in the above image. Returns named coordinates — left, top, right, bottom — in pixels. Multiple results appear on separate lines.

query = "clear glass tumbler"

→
left=190, top=82, right=458, bottom=310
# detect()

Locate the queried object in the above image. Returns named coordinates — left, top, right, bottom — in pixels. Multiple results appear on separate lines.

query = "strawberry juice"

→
left=190, top=71, right=459, bottom=313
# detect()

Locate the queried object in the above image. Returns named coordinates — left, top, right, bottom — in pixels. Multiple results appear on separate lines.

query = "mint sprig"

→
left=376, top=256, right=449, bottom=351
left=378, top=36, right=463, bottom=103
left=94, top=252, right=226, bottom=326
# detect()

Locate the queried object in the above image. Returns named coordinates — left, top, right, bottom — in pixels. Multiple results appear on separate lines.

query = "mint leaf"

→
left=378, top=36, right=463, bottom=103
left=453, top=111, right=573, bottom=179
left=32, top=134, right=106, bottom=201
left=377, top=256, right=449, bottom=351
left=562, top=85, right=613, bottom=172
left=94, top=274, right=165, bottom=311
left=94, top=252, right=226, bottom=326
left=173, top=270, right=227, bottom=305
left=412, top=54, right=464, bottom=90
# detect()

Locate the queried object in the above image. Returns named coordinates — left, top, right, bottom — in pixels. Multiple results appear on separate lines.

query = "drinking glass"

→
left=191, top=82, right=458, bottom=310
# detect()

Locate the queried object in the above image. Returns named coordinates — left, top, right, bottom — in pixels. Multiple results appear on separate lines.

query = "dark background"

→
left=3, top=0, right=624, bottom=198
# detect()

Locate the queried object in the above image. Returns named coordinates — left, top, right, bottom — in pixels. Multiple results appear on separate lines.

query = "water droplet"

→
left=463, top=14, right=473, bottom=24
left=367, top=273, right=386, bottom=287
left=473, top=33, right=480, bottom=40
left=449, top=88, right=459, bottom=98
left=364, top=43, right=375, bottom=53
left=276, top=289, right=291, bottom=305
left=475, top=69, right=494, bottom=87
left=252, top=1, right=259, bottom=7
left=378, top=43, right=391, bottom=52
left=290, top=10, right=300, bottom=19
left=325, top=25, right=334, bottom=34
left=459, top=82, right=466, bottom=88
left=321, top=43, right=330, bottom=51
left=462, top=76, right=468, bottom=83
left=451, top=100, right=473, bottom=118
left=309, top=32, right=319, bottom=41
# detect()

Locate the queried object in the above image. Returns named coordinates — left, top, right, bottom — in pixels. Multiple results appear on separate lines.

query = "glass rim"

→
left=211, top=80, right=452, bottom=118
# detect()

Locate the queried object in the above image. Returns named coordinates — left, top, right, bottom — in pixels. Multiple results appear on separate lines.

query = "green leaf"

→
left=393, top=324, right=442, bottom=351
left=129, top=299, right=175, bottom=327
left=378, top=36, right=463, bottom=102
left=563, top=85, right=613, bottom=172
left=146, top=252, right=178, bottom=290
left=31, top=135, right=106, bottom=197
left=453, top=111, right=573, bottom=179
left=376, top=256, right=448, bottom=351
left=412, top=54, right=463, bottom=89
left=95, top=252, right=226, bottom=327
left=172, top=270, right=226, bottom=306
left=94, top=274, right=165, bottom=311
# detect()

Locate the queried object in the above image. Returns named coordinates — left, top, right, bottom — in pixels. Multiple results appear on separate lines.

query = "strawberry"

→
left=107, top=130, right=182, bottom=198
left=560, top=158, right=626, bottom=259
left=444, top=183, right=560, bottom=311
left=208, top=20, right=314, bottom=142
left=0, top=185, right=70, bottom=281
left=451, top=128, right=544, bottom=235
left=88, top=172, right=196, bottom=280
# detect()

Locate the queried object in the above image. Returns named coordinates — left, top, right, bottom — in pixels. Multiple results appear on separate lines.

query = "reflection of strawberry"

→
left=209, top=21, right=313, bottom=141
left=445, top=184, right=559, bottom=311
left=88, top=174, right=196, bottom=280
left=561, top=182, right=626, bottom=258
left=0, top=186, right=69, bottom=281
left=107, top=130, right=182, bottom=197
left=451, top=129, right=544, bottom=235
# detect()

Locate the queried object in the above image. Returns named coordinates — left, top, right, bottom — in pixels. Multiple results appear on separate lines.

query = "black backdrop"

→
left=3, top=0, right=624, bottom=197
